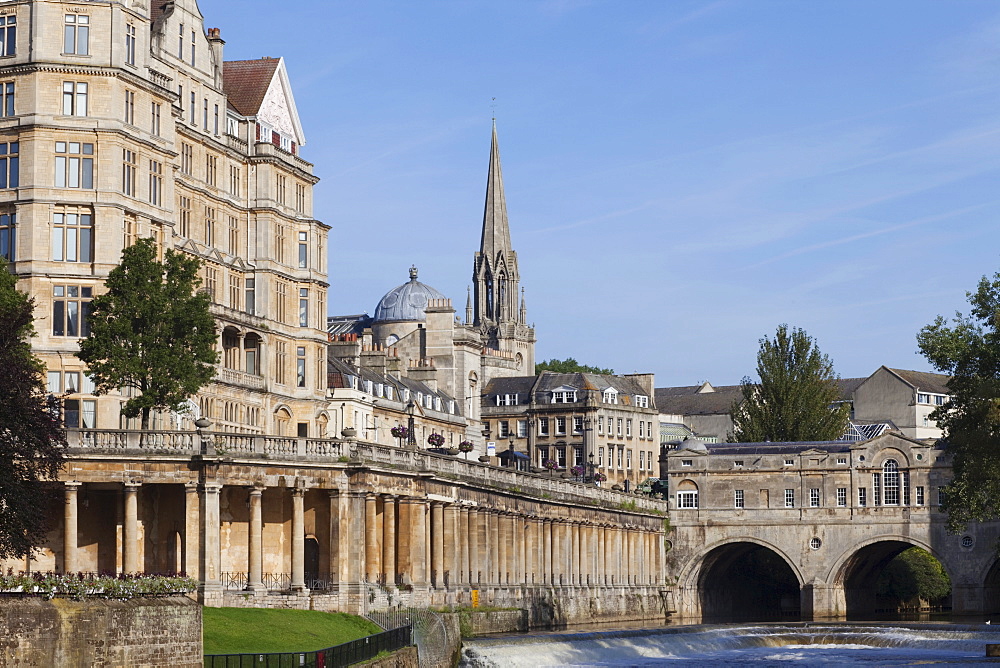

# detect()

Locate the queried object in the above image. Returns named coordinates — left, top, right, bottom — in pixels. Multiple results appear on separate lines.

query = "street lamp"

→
left=405, top=400, right=416, bottom=449
left=507, top=434, right=516, bottom=470
left=587, top=451, right=596, bottom=484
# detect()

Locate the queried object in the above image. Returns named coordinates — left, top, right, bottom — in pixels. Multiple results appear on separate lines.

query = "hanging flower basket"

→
left=458, top=441, right=474, bottom=453
left=427, top=433, right=445, bottom=447
left=542, top=459, right=559, bottom=471
left=593, top=472, right=607, bottom=483
left=570, top=465, right=585, bottom=477
left=390, top=426, right=409, bottom=439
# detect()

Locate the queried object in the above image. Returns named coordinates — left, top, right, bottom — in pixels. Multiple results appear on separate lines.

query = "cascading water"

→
left=460, top=623, right=1000, bottom=666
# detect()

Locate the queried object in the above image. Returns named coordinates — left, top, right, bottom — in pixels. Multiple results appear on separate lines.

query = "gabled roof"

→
left=883, top=367, right=952, bottom=395
left=656, top=377, right=865, bottom=416
left=223, top=57, right=306, bottom=145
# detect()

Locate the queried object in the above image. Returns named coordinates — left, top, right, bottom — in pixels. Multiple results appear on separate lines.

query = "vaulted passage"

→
left=840, top=542, right=951, bottom=620
left=698, top=543, right=800, bottom=622
left=984, top=561, right=1000, bottom=615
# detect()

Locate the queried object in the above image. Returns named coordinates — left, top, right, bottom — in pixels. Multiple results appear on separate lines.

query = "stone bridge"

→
left=662, top=432, right=1000, bottom=620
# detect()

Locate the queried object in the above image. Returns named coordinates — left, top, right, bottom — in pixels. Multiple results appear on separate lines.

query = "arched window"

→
left=676, top=479, right=699, bottom=509
left=882, top=459, right=900, bottom=505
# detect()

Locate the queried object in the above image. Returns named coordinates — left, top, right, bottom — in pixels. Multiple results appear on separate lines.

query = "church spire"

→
left=479, top=120, right=512, bottom=263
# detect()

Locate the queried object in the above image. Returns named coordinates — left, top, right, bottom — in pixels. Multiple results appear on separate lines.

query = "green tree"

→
left=535, top=357, right=614, bottom=375
left=916, top=271, right=1000, bottom=531
left=876, top=547, right=951, bottom=606
left=77, top=239, right=218, bottom=431
left=729, top=324, right=850, bottom=442
left=0, top=259, right=65, bottom=559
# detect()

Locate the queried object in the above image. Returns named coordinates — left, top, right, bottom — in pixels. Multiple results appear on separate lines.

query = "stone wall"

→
left=353, top=645, right=420, bottom=668
left=0, top=595, right=201, bottom=667
left=461, top=609, right=529, bottom=635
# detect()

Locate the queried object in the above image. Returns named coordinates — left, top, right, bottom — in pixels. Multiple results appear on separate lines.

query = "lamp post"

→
left=587, top=452, right=596, bottom=484
left=507, top=434, right=516, bottom=470
left=405, top=400, right=416, bottom=449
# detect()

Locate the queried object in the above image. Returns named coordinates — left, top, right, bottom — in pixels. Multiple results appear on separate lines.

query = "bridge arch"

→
left=827, top=535, right=955, bottom=619
left=679, top=537, right=804, bottom=622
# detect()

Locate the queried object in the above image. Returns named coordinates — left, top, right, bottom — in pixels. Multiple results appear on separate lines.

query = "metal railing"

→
left=204, top=625, right=411, bottom=668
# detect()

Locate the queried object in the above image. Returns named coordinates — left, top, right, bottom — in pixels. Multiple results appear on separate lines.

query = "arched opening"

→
left=698, top=542, right=800, bottom=622
left=305, top=536, right=320, bottom=589
left=244, top=333, right=262, bottom=375
left=222, top=327, right=240, bottom=370
left=985, top=560, right=1000, bottom=615
left=839, top=541, right=951, bottom=620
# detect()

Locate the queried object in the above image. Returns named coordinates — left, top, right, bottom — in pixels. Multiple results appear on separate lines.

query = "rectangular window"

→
left=555, top=416, right=566, bottom=435
left=734, top=489, right=744, bottom=508
left=517, top=420, right=527, bottom=438
left=0, top=141, right=18, bottom=189
left=639, top=450, right=644, bottom=470
left=55, top=142, right=92, bottom=189
left=0, top=211, right=13, bottom=261
left=681, top=459, right=692, bottom=467
left=837, top=457, right=847, bottom=465
left=124, top=89, right=134, bottom=124
left=0, top=15, right=15, bottom=57
left=639, top=421, right=644, bottom=438
left=937, top=487, right=946, bottom=507
left=180, top=143, right=192, bottom=175
left=203, top=267, right=217, bottom=300
left=837, top=487, right=847, bottom=507
left=677, top=491, right=698, bottom=509
left=934, top=395, right=946, bottom=406
left=189, top=91, right=195, bottom=124
left=917, top=393, right=930, bottom=404
left=784, top=489, right=795, bottom=508
left=783, top=459, right=794, bottom=466
left=148, top=160, right=162, bottom=205
left=151, top=102, right=161, bottom=136
left=598, top=447, right=604, bottom=467
left=229, top=165, right=240, bottom=196
left=858, top=488, right=867, bottom=507
left=122, top=149, right=136, bottom=196
left=635, top=395, right=649, bottom=408
left=125, top=22, right=136, bottom=66
left=617, top=418, right=623, bottom=436
left=204, top=207, right=215, bottom=246
left=190, top=29, right=196, bottom=66
left=62, top=81, right=87, bottom=116
left=916, top=485, right=925, bottom=506
left=617, top=447, right=623, bottom=468
left=296, top=183, right=306, bottom=213
left=276, top=175, right=286, bottom=205
left=810, top=488, right=820, bottom=507
left=873, top=472, right=881, bottom=506
left=573, top=416, right=583, bottom=434
left=296, top=346, right=306, bottom=387
left=538, top=417, right=549, bottom=436
left=123, top=214, right=135, bottom=249
left=597, top=416, right=603, bottom=434
left=498, top=420, right=509, bottom=438
left=228, top=216, right=239, bottom=254
left=202, top=98, right=208, bottom=131
left=64, top=15, right=90, bottom=56
left=274, top=341, right=287, bottom=385
left=52, top=209, right=93, bottom=262
left=626, top=419, right=632, bottom=437
left=276, top=281, right=287, bottom=323
left=177, top=85, right=183, bottom=120
left=734, top=460, right=744, bottom=467
left=214, top=104, right=219, bottom=135
left=299, top=287, right=308, bottom=327
left=205, top=154, right=216, bottom=186
left=298, top=231, right=307, bottom=268
left=179, top=196, right=191, bottom=237
left=228, top=275, right=241, bottom=310
left=0, top=82, right=12, bottom=117
left=52, top=285, right=92, bottom=337
left=178, top=23, right=184, bottom=59
left=245, top=278, right=255, bottom=315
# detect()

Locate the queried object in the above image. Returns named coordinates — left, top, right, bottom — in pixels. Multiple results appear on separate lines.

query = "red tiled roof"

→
left=223, top=58, right=279, bottom=116
left=150, top=0, right=170, bottom=26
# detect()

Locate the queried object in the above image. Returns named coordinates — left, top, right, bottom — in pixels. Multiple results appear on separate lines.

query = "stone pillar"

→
left=382, top=495, right=396, bottom=586
left=526, top=518, right=537, bottom=584
left=489, top=510, right=500, bottom=585
left=543, top=519, right=553, bottom=585
left=431, top=501, right=444, bottom=588
left=247, top=486, right=264, bottom=592
left=63, top=482, right=81, bottom=574
left=200, top=482, right=223, bottom=602
left=571, top=522, right=580, bottom=585
left=517, top=515, right=526, bottom=585
left=123, top=482, right=141, bottom=574
left=365, top=495, right=379, bottom=582
left=184, top=483, right=200, bottom=580
left=444, top=503, right=458, bottom=588
left=470, top=507, right=482, bottom=584
left=291, top=487, right=307, bottom=592
left=411, top=499, right=427, bottom=587
left=339, top=491, right=366, bottom=586
left=327, top=490, right=341, bottom=585
left=498, top=513, right=509, bottom=586
left=459, top=506, right=470, bottom=585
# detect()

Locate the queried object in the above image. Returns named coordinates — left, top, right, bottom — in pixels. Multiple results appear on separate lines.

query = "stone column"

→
left=123, top=482, right=141, bottom=574
left=460, top=506, right=471, bottom=585
left=412, top=499, right=428, bottom=587
left=475, top=508, right=487, bottom=585
left=365, top=494, right=379, bottom=582
left=431, top=501, right=444, bottom=588
left=200, top=482, right=223, bottom=600
left=184, top=483, right=200, bottom=579
left=490, top=510, right=501, bottom=585
left=571, top=522, right=580, bottom=585
left=444, top=503, right=458, bottom=588
left=327, top=490, right=341, bottom=585
left=517, top=515, right=526, bottom=585
left=63, top=482, right=81, bottom=574
left=247, top=486, right=264, bottom=592
left=543, top=519, right=552, bottom=585
left=526, top=518, right=537, bottom=584
left=291, top=487, right=307, bottom=592
left=382, top=495, right=396, bottom=586
left=498, top=513, right=509, bottom=586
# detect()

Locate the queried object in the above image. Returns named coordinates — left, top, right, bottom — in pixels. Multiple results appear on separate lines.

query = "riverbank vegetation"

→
left=202, top=607, right=381, bottom=654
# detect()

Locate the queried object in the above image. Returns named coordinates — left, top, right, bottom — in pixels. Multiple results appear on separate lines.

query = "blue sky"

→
left=210, top=0, right=1000, bottom=387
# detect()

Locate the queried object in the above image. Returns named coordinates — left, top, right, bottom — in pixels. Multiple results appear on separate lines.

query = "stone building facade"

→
left=481, top=371, right=659, bottom=489
left=2, top=0, right=329, bottom=437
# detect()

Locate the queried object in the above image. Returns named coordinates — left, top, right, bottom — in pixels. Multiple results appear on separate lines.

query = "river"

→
left=460, top=622, right=1000, bottom=666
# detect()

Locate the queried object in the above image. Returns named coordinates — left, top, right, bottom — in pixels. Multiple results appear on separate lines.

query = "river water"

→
left=460, top=622, right=1000, bottom=666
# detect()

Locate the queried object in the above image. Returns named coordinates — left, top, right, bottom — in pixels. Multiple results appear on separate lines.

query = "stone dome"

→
left=681, top=437, right=708, bottom=454
left=373, top=266, right=447, bottom=323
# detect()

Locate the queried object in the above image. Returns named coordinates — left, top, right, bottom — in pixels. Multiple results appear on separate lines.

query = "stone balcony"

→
left=215, top=367, right=266, bottom=390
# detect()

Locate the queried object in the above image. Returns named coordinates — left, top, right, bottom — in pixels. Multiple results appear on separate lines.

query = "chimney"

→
left=207, top=28, right=225, bottom=88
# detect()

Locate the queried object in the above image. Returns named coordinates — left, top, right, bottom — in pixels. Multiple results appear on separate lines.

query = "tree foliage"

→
left=876, top=547, right=951, bottom=606
left=0, top=259, right=65, bottom=559
left=729, top=324, right=850, bottom=442
left=77, top=239, right=218, bottom=430
left=916, top=271, right=1000, bottom=531
left=535, top=357, right=614, bottom=375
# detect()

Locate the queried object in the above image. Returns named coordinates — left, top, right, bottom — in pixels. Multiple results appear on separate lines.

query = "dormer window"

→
left=603, top=389, right=618, bottom=404
left=496, top=393, right=519, bottom=406
left=434, top=397, right=441, bottom=411
left=364, top=380, right=373, bottom=394
left=402, top=388, right=410, bottom=402
left=551, top=387, right=577, bottom=403
left=635, top=395, right=649, bottom=408
left=385, top=386, right=394, bottom=401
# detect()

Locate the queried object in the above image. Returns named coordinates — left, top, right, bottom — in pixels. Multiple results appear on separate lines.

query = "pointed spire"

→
left=465, top=286, right=473, bottom=325
left=480, top=120, right=512, bottom=264
left=520, top=287, right=526, bottom=323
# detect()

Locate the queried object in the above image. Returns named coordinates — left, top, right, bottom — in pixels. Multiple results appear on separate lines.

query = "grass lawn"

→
left=203, top=607, right=382, bottom=655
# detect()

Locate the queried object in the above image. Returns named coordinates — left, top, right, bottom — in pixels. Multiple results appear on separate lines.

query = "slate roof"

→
left=327, top=314, right=370, bottom=336
left=885, top=368, right=951, bottom=395
left=482, top=372, right=654, bottom=407
left=223, top=58, right=280, bottom=116
left=697, top=441, right=854, bottom=455
left=482, top=376, right=536, bottom=397
left=655, top=377, right=867, bottom=417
